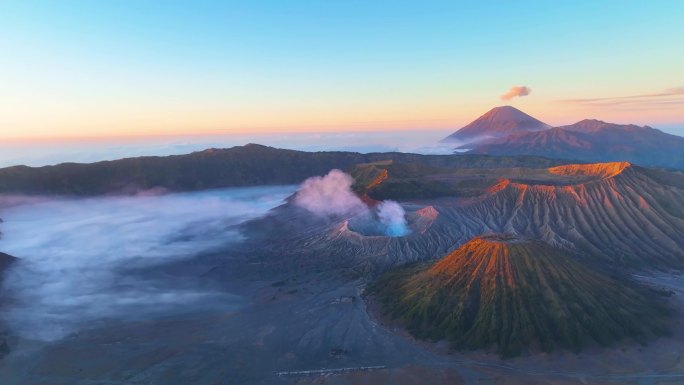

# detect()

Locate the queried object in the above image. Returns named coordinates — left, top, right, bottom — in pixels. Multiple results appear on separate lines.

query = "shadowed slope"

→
left=369, top=235, right=670, bottom=357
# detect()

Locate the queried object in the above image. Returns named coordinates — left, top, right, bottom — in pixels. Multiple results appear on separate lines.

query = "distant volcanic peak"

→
left=469, top=106, right=549, bottom=130
left=563, top=119, right=650, bottom=133
left=464, top=117, right=684, bottom=169
left=574, top=118, right=610, bottom=127
left=479, top=105, right=527, bottom=119
left=548, top=162, right=631, bottom=179
left=442, top=106, right=549, bottom=143
left=489, top=105, right=540, bottom=117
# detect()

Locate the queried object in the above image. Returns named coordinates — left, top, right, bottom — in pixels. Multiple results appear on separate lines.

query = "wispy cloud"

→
left=501, top=86, right=531, bottom=101
left=560, top=87, right=684, bottom=107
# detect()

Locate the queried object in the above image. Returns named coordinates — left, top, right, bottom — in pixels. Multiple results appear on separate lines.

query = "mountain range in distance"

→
left=0, top=145, right=566, bottom=196
left=442, top=106, right=684, bottom=170
left=0, top=105, right=681, bottom=197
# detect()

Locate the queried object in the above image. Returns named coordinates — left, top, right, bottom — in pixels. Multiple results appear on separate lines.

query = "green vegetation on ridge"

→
left=0, top=144, right=568, bottom=196
left=369, top=235, right=671, bottom=357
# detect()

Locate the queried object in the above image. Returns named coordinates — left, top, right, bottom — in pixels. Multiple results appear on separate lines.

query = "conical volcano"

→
left=370, top=234, right=670, bottom=357
left=442, top=106, right=550, bottom=144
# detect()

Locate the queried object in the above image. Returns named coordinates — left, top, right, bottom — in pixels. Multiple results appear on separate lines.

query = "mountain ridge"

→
left=458, top=115, right=684, bottom=169
left=0, top=145, right=570, bottom=196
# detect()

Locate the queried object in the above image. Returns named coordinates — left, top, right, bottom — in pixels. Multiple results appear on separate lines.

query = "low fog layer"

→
left=0, top=130, right=456, bottom=168
left=294, top=170, right=410, bottom=236
left=0, top=185, right=296, bottom=341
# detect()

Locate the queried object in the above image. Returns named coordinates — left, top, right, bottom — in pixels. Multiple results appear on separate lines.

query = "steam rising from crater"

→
left=293, top=169, right=366, bottom=217
left=376, top=200, right=410, bottom=237
left=294, top=170, right=410, bottom=237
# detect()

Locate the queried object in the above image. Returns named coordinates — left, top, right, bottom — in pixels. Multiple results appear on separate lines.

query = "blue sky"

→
left=0, top=0, right=682, bottom=140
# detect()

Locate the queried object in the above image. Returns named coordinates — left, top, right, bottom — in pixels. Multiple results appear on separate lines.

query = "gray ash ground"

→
left=1, top=187, right=684, bottom=384
left=1, top=241, right=684, bottom=385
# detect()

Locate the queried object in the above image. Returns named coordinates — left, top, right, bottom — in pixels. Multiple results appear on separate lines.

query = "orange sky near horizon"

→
left=1, top=2, right=683, bottom=141
left=1, top=97, right=681, bottom=141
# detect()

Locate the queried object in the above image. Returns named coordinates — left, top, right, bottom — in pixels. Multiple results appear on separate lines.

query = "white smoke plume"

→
left=376, top=200, right=410, bottom=236
left=293, top=169, right=367, bottom=217
left=295, top=170, right=411, bottom=236
left=501, top=85, right=531, bottom=100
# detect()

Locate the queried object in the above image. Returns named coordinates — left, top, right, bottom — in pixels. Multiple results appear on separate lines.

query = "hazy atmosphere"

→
left=1, top=2, right=683, bottom=385
left=0, top=186, right=295, bottom=340
left=1, top=1, right=682, bottom=141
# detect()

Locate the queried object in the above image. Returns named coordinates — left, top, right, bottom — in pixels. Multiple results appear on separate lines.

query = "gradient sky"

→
left=1, top=0, right=683, bottom=140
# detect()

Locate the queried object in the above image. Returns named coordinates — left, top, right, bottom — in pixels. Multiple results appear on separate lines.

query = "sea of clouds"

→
left=0, top=185, right=296, bottom=341
left=0, top=130, right=456, bottom=168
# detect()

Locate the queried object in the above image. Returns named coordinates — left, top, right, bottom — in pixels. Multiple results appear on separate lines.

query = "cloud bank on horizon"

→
left=501, top=86, right=532, bottom=101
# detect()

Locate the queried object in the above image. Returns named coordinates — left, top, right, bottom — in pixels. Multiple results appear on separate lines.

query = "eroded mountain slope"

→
left=251, top=161, right=684, bottom=272
left=369, top=235, right=671, bottom=357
